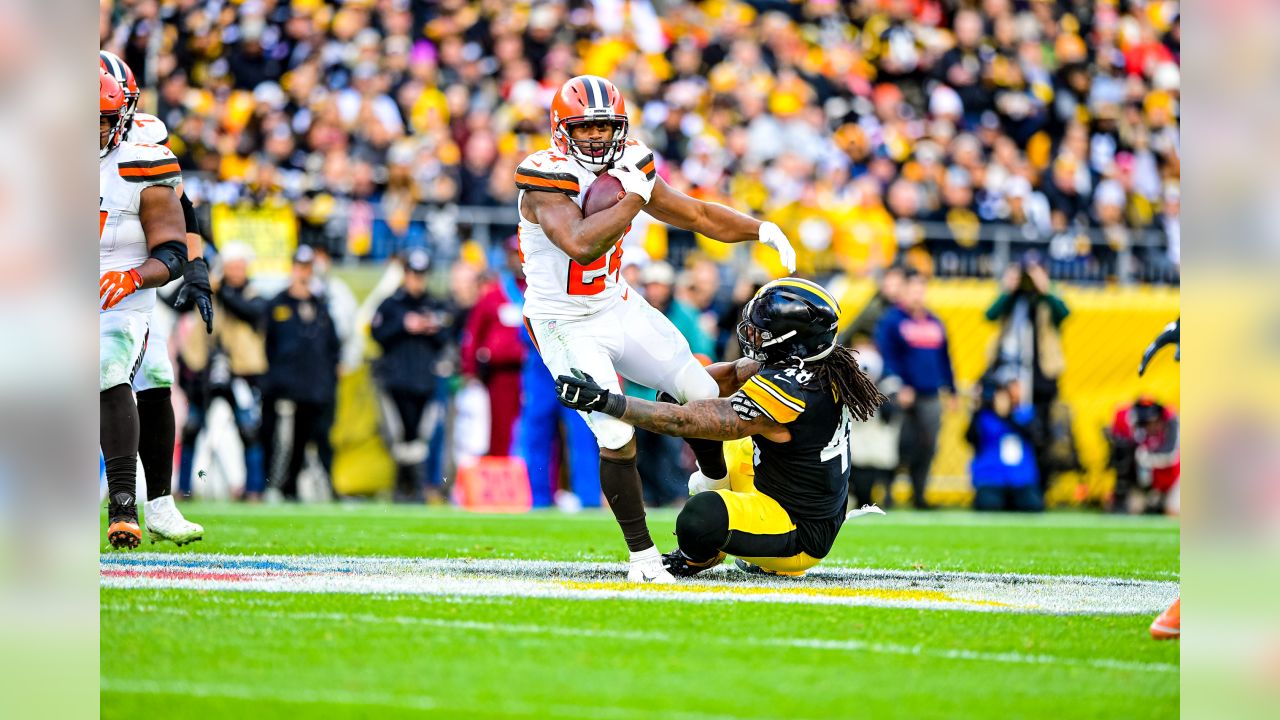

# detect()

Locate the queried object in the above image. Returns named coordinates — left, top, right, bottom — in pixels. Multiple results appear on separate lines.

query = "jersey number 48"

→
left=820, top=406, right=854, bottom=473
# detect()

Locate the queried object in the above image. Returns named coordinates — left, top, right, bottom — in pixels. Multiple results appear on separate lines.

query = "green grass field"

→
left=101, top=505, right=1179, bottom=719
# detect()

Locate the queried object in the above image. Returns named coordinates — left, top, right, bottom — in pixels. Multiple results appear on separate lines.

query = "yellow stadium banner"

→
left=831, top=277, right=1180, bottom=507
left=210, top=204, right=298, bottom=277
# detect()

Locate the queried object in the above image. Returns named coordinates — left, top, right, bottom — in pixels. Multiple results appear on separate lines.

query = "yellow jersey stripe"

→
left=767, top=279, right=841, bottom=315
left=741, top=381, right=802, bottom=424
left=751, top=376, right=805, bottom=411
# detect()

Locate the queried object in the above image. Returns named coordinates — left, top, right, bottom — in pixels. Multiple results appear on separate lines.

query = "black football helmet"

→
left=737, top=278, right=842, bottom=366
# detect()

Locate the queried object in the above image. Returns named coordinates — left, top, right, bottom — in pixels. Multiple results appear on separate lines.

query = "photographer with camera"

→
left=985, top=252, right=1071, bottom=494
left=965, top=367, right=1044, bottom=512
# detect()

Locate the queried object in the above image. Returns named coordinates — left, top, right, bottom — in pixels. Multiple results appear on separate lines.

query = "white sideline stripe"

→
left=101, top=553, right=1180, bottom=615
left=102, top=602, right=1178, bottom=675
left=99, top=677, right=749, bottom=720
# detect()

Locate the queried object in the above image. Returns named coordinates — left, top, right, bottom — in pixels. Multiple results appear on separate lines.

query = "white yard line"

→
left=101, top=553, right=1179, bottom=616
left=102, top=601, right=1179, bottom=675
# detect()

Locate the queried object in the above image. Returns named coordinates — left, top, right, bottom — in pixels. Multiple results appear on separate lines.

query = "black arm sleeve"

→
left=180, top=193, right=201, bottom=237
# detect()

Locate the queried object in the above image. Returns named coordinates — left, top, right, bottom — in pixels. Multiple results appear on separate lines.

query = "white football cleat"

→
left=845, top=504, right=887, bottom=521
left=688, top=470, right=730, bottom=496
left=627, top=546, right=677, bottom=583
left=144, top=495, right=204, bottom=546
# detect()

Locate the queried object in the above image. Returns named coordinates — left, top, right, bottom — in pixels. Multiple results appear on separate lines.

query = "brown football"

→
left=582, top=173, right=626, bottom=216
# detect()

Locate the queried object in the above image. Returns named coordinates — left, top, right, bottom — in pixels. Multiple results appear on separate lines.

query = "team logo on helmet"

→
left=550, top=75, right=629, bottom=172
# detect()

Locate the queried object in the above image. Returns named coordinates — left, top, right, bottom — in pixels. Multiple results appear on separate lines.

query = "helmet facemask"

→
left=100, top=108, right=126, bottom=159
left=736, top=298, right=798, bottom=365
left=557, top=115, right=628, bottom=172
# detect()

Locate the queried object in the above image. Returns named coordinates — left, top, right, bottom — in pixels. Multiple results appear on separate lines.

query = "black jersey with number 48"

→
left=730, top=366, right=853, bottom=557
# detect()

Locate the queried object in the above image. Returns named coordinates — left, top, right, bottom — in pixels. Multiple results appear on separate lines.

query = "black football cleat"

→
left=107, top=494, right=142, bottom=550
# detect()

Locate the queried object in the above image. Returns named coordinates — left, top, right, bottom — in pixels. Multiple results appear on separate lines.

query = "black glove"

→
left=556, top=369, right=627, bottom=417
left=174, top=257, right=215, bottom=334
left=1138, top=318, right=1179, bottom=376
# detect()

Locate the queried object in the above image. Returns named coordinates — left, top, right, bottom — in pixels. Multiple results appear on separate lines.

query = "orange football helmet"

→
left=100, top=50, right=140, bottom=132
left=550, top=75, right=629, bottom=172
left=101, top=67, right=127, bottom=157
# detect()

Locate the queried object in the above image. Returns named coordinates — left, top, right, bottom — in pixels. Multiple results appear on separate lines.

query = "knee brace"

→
left=676, top=491, right=730, bottom=562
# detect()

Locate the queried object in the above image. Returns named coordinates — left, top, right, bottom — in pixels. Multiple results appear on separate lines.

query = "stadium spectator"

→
left=875, top=269, right=956, bottom=509
left=261, top=246, right=342, bottom=501
left=840, top=264, right=906, bottom=348
left=176, top=242, right=269, bottom=501
left=965, top=368, right=1044, bottom=513
left=985, top=253, right=1069, bottom=493
left=370, top=249, right=455, bottom=503
left=460, top=238, right=527, bottom=457
left=847, top=343, right=902, bottom=509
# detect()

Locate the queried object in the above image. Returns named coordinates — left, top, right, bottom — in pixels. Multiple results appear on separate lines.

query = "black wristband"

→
left=602, top=392, right=628, bottom=418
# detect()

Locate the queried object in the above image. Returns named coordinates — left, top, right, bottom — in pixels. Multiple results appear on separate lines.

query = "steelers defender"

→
left=557, top=279, right=886, bottom=576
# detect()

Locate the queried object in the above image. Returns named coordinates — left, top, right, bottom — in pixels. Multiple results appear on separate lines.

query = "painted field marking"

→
left=102, top=600, right=1179, bottom=675
left=101, top=553, right=1178, bottom=616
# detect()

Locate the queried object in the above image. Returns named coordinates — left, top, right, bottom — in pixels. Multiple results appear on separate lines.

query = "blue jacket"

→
left=875, top=306, right=955, bottom=396
left=967, top=407, right=1039, bottom=488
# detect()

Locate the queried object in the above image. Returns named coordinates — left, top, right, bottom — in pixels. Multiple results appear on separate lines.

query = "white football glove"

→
left=758, top=221, right=796, bottom=272
left=607, top=140, right=657, bottom=204
left=607, top=162, right=655, bottom=204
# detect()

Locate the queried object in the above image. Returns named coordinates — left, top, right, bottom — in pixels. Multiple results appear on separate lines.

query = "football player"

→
left=517, top=75, right=797, bottom=582
left=556, top=279, right=887, bottom=577
left=101, top=50, right=211, bottom=544
left=100, top=68, right=191, bottom=548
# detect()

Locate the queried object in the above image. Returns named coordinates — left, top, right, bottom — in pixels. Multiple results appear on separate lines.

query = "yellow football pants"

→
left=714, top=438, right=822, bottom=575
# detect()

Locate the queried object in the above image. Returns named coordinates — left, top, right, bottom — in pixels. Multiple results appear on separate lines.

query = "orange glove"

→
left=100, top=268, right=143, bottom=310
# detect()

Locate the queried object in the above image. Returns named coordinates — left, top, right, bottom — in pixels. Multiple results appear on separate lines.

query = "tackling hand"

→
left=556, top=369, right=627, bottom=417
left=100, top=268, right=143, bottom=310
left=758, top=222, right=796, bottom=273
left=173, top=257, right=215, bottom=334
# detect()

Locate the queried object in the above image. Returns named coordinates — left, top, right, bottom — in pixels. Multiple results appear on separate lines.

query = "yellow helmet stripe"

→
left=762, top=279, right=841, bottom=316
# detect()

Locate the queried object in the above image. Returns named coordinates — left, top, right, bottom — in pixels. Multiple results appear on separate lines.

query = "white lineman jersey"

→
left=100, top=141, right=180, bottom=391
left=515, top=141, right=651, bottom=320
left=100, top=140, right=182, bottom=312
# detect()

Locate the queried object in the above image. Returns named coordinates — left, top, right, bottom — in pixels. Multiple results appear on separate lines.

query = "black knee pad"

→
left=676, top=492, right=730, bottom=562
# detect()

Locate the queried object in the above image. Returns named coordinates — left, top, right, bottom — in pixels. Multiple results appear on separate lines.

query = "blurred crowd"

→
left=103, top=0, right=1180, bottom=282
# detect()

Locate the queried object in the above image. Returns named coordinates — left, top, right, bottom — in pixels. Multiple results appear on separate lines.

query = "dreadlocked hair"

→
left=812, top=344, right=887, bottom=422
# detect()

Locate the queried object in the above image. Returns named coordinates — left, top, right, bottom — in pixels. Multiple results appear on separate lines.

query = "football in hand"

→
left=582, top=174, right=626, bottom=216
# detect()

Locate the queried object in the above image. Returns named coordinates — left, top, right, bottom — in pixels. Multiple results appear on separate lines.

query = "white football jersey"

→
left=516, top=144, right=651, bottom=320
left=128, top=112, right=170, bottom=146
left=100, top=141, right=182, bottom=312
